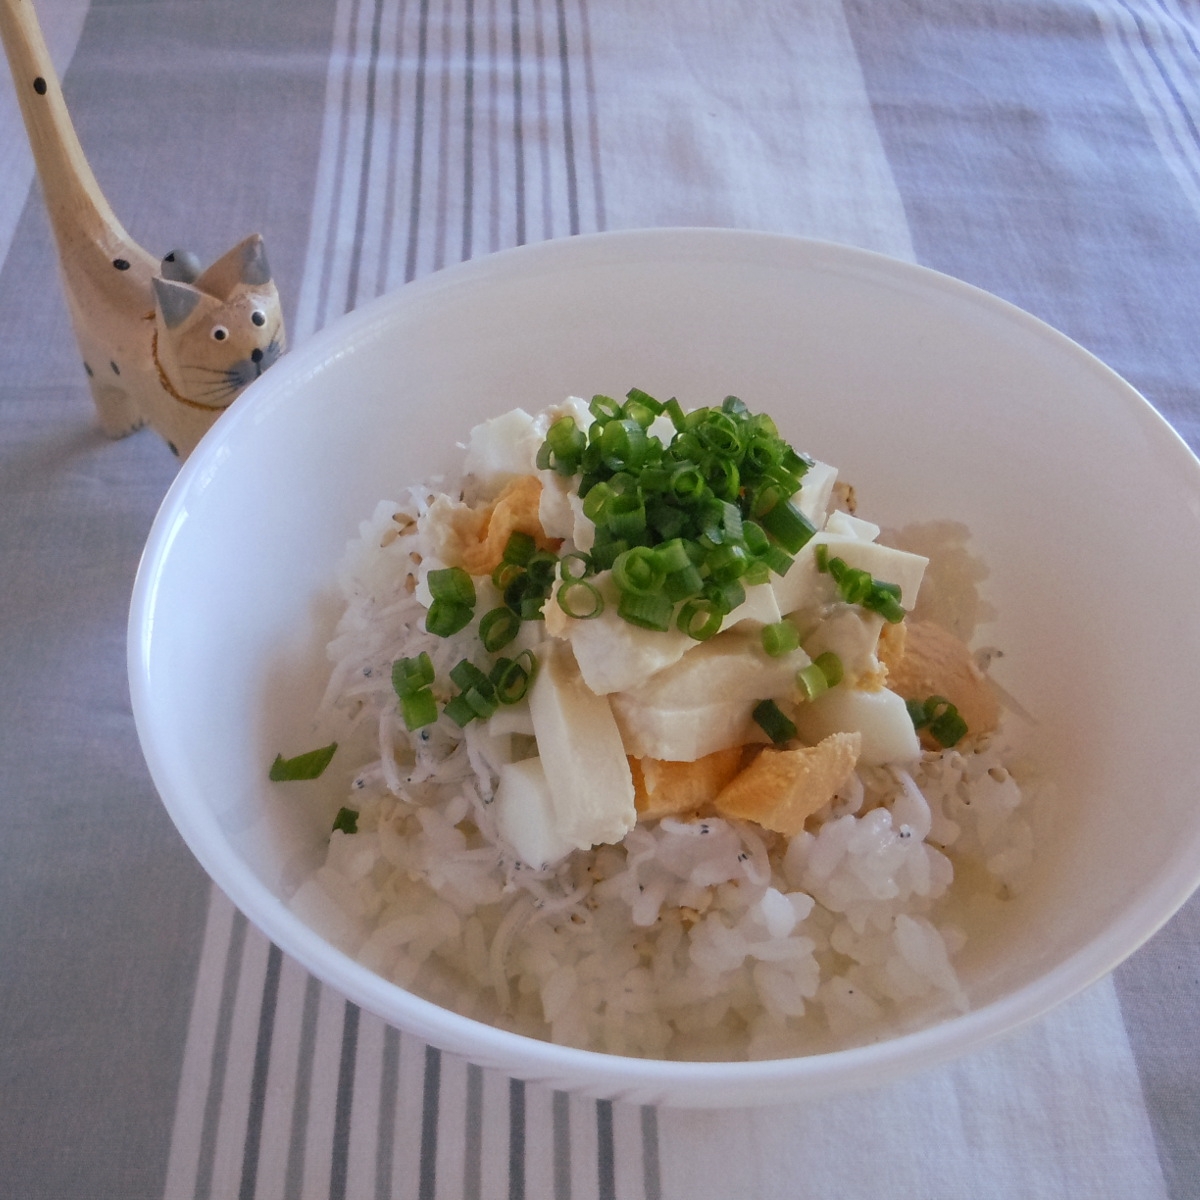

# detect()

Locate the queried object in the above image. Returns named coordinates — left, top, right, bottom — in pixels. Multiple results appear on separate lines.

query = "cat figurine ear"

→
left=0, top=0, right=287, bottom=460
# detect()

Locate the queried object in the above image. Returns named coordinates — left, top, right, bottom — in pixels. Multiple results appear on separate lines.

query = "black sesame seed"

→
left=32, top=77, right=46, bottom=95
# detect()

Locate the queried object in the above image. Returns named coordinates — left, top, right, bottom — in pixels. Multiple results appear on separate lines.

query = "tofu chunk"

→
left=526, top=640, right=636, bottom=850
left=793, top=685, right=920, bottom=765
left=610, top=630, right=808, bottom=761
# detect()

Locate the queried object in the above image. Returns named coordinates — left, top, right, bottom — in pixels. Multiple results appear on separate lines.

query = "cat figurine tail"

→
left=0, top=0, right=286, bottom=460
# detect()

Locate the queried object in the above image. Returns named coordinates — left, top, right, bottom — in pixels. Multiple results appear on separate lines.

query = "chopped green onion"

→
left=818, top=552, right=908, bottom=624
left=450, top=659, right=491, bottom=693
left=907, top=695, right=969, bottom=747
left=559, top=551, right=593, bottom=581
left=502, top=530, right=537, bottom=566
left=392, top=651, right=434, bottom=697
left=704, top=577, right=746, bottom=615
left=464, top=686, right=499, bottom=720
left=617, top=590, right=674, bottom=631
left=677, top=598, right=723, bottom=641
left=427, top=566, right=476, bottom=606
left=491, top=651, right=537, bottom=703
left=653, top=537, right=691, bottom=574
left=332, top=807, right=359, bottom=835
left=426, top=598, right=474, bottom=637
left=752, top=699, right=797, bottom=745
left=796, top=662, right=830, bottom=701
left=761, top=621, right=800, bottom=657
left=400, top=687, right=438, bottom=730
left=813, top=651, right=843, bottom=688
left=444, top=693, right=479, bottom=728
left=663, top=396, right=687, bottom=430
left=707, top=542, right=749, bottom=584
left=757, top=496, right=816, bottom=554
left=544, top=416, right=586, bottom=473
left=589, top=393, right=623, bottom=422
left=479, top=606, right=521, bottom=652
left=759, top=544, right=795, bottom=577
left=269, top=742, right=338, bottom=782
left=612, top=546, right=665, bottom=596
left=556, top=579, right=604, bottom=619
left=663, top=563, right=704, bottom=602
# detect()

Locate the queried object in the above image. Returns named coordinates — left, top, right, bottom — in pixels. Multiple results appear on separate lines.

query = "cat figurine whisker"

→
left=0, top=0, right=286, bottom=460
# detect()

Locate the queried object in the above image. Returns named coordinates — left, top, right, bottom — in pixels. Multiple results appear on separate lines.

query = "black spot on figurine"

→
left=167, top=442, right=179, bottom=457
left=32, top=76, right=46, bottom=95
left=110, top=360, right=120, bottom=375
left=112, top=258, right=130, bottom=271
left=83, top=361, right=93, bottom=377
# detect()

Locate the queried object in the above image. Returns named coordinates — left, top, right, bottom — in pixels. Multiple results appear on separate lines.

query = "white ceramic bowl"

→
left=129, top=229, right=1200, bottom=1107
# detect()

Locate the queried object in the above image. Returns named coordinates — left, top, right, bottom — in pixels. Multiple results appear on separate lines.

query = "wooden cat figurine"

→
left=0, top=0, right=286, bottom=459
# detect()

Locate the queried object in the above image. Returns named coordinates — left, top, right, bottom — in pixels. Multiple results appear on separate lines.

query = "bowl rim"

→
left=129, top=226, right=1200, bottom=1103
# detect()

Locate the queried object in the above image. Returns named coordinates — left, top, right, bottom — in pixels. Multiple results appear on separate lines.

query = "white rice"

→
left=291, top=491, right=1035, bottom=1060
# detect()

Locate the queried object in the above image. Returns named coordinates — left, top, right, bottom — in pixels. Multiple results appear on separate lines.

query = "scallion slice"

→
left=677, top=598, right=723, bottom=641
left=502, top=530, right=537, bottom=566
left=752, top=699, right=796, bottom=745
left=796, top=662, right=830, bottom=701
left=490, top=651, right=537, bottom=703
left=617, top=590, right=674, bottom=632
left=331, top=807, right=359, bottom=835
left=269, top=742, right=338, bottom=782
left=761, top=621, right=800, bottom=658
left=906, top=695, right=969, bottom=747
left=757, top=495, right=816, bottom=554
left=400, top=687, right=439, bottom=730
left=612, top=546, right=665, bottom=596
left=559, top=551, right=593, bottom=581
left=479, top=606, right=520, bottom=652
left=426, top=598, right=474, bottom=637
left=391, top=651, right=434, bottom=697
left=556, top=579, right=604, bottom=619
left=427, top=566, right=476, bottom=606
left=813, top=651, right=843, bottom=688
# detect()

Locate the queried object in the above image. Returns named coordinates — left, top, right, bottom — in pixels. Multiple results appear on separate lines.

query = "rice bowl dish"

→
left=128, top=229, right=1200, bottom=1105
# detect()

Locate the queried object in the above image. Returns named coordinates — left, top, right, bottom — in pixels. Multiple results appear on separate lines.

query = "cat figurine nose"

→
left=251, top=347, right=263, bottom=363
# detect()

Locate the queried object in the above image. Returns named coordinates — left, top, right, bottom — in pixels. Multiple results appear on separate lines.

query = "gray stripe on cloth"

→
left=376, top=1026, right=402, bottom=1200
left=329, top=1002, right=362, bottom=1200
left=510, top=1077, right=527, bottom=1199
left=553, top=1090, right=572, bottom=1200
left=596, top=1100, right=615, bottom=1200
left=345, top=0, right=389, bottom=310
left=419, top=1045, right=442, bottom=1199
left=238, top=941, right=284, bottom=1200
left=640, top=1106, right=661, bottom=1200
left=284, top=972, right=323, bottom=1200
left=509, top=0, right=527, bottom=245
left=464, top=1063, right=485, bottom=1200
left=404, top=0, right=432, bottom=283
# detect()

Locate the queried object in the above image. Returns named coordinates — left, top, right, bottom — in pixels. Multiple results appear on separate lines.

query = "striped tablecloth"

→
left=1, top=1, right=1198, bottom=1196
